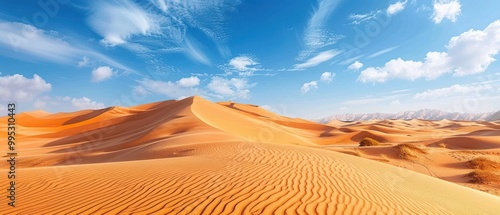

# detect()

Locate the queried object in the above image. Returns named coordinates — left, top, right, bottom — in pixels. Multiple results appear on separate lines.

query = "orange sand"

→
left=1, top=96, right=499, bottom=214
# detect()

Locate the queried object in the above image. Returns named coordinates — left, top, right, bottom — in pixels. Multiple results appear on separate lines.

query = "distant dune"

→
left=1, top=96, right=500, bottom=214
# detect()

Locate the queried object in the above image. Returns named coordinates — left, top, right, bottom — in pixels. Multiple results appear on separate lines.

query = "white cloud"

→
left=387, top=1, right=407, bottom=16
left=358, top=20, right=500, bottom=82
left=0, top=21, right=81, bottom=63
left=87, top=0, right=161, bottom=46
left=138, top=76, right=202, bottom=99
left=320, top=72, right=335, bottom=83
left=295, top=49, right=341, bottom=69
left=348, top=61, right=364, bottom=70
left=33, top=99, right=47, bottom=109
left=207, top=77, right=254, bottom=99
left=390, top=99, right=401, bottom=106
left=91, top=66, right=115, bottom=82
left=177, top=76, right=200, bottom=87
left=152, top=0, right=241, bottom=58
left=348, top=10, right=381, bottom=25
left=77, top=56, right=90, bottom=68
left=349, top=1, right=406, bottom=25
left=0, top=20, right=134, bottom=72
left=0, top=74, right=52, bottom=102
left=299, top=0, right=343, bottom=59
left=71, top=97, right=105, bottom=110
left=368, top=46, right=398, bottom=58
left=229, top=56, right=259, bottom=71
left=133, top=85, right=148, bottom=97
left=447, top=21, right=500, bottom=76
left=301, top=81, right=318, bottom=94
left=432, top=0, right=461, bottom=24
left=414, top=84, right=493, bottom=99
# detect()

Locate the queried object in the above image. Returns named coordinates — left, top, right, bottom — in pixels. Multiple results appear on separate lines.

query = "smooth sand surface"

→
left=1, top=96, right=499, bottom=214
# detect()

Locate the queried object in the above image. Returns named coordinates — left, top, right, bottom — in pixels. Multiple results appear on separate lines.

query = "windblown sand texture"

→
left=1, top=96, right=499, bottom=214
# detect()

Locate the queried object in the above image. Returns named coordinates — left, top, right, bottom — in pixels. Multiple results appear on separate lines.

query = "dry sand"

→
left=1, top=96, right=499, bottom=214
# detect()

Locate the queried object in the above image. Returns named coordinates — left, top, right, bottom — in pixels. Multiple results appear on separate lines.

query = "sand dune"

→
left=1, top=96, right=500, bottom=214
left=325, top=119, right=500, bottom=197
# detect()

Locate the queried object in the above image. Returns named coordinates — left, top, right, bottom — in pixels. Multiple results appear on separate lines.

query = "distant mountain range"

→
left=318, top=109, right=500, bottom=123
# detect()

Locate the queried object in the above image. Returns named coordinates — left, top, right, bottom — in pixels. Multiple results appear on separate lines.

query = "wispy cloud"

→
left=299, top=0, right=343, bottom=59
left=414, top=83, right=495, bottom=99
left=87, top=0, right=242, bottom=65
left=367, top=46, right=398, bottom=58
left=295, top=49, right=341, bottom=69
left=87, top=0, right=161, bottom=46
left=349, top=1, right=406, bottom=25
left=348, top=10, right=381, bottom=25
left=341, top=94, right=402, bottom=105
left=0, top=20, right=135, bottom=72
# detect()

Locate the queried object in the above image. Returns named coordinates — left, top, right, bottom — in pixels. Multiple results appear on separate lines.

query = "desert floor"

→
left=1, top=96, right=499, bottom=214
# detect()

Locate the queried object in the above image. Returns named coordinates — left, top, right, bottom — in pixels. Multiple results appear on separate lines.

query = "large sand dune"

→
left=1, top=96, right=500, bottom=214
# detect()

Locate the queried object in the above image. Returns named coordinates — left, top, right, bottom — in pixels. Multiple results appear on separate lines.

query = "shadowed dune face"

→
left=1, top=96, right=500, bottom=214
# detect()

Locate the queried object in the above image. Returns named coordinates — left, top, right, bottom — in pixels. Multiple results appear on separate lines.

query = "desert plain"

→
left=1, top=96, right=500, bottom=214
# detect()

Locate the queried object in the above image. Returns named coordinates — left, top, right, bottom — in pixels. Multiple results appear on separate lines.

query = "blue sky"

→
left=0, top=0, right=499, bottom=119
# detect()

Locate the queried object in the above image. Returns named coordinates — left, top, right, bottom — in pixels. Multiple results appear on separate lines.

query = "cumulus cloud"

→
left=177, top=76, right=200, bottom=87
left=295, top=49, right=341, bottom=69
left=229, top=56, right=259, bottom=71
left=432, top=0, right=461, bottom=24
left=387, top=1, right=407, bottom=16
left=320, top=72, right=335, bottom=83
left=137, top=76, right=201, bottom=99
left=414, top=84, right=493, bottom=99
left=207, top=77, right=254, bottom=99
left=301, top=81, right=318, bottom=94
left=0, top=74, right=52, bottom=102
left=91, top=66, right=115, bottom=82
left=71, top=97, right=105, bottom=110
left=358, top=20, right=500, bottom=82
left=348, top=61, right=364, bottom=70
